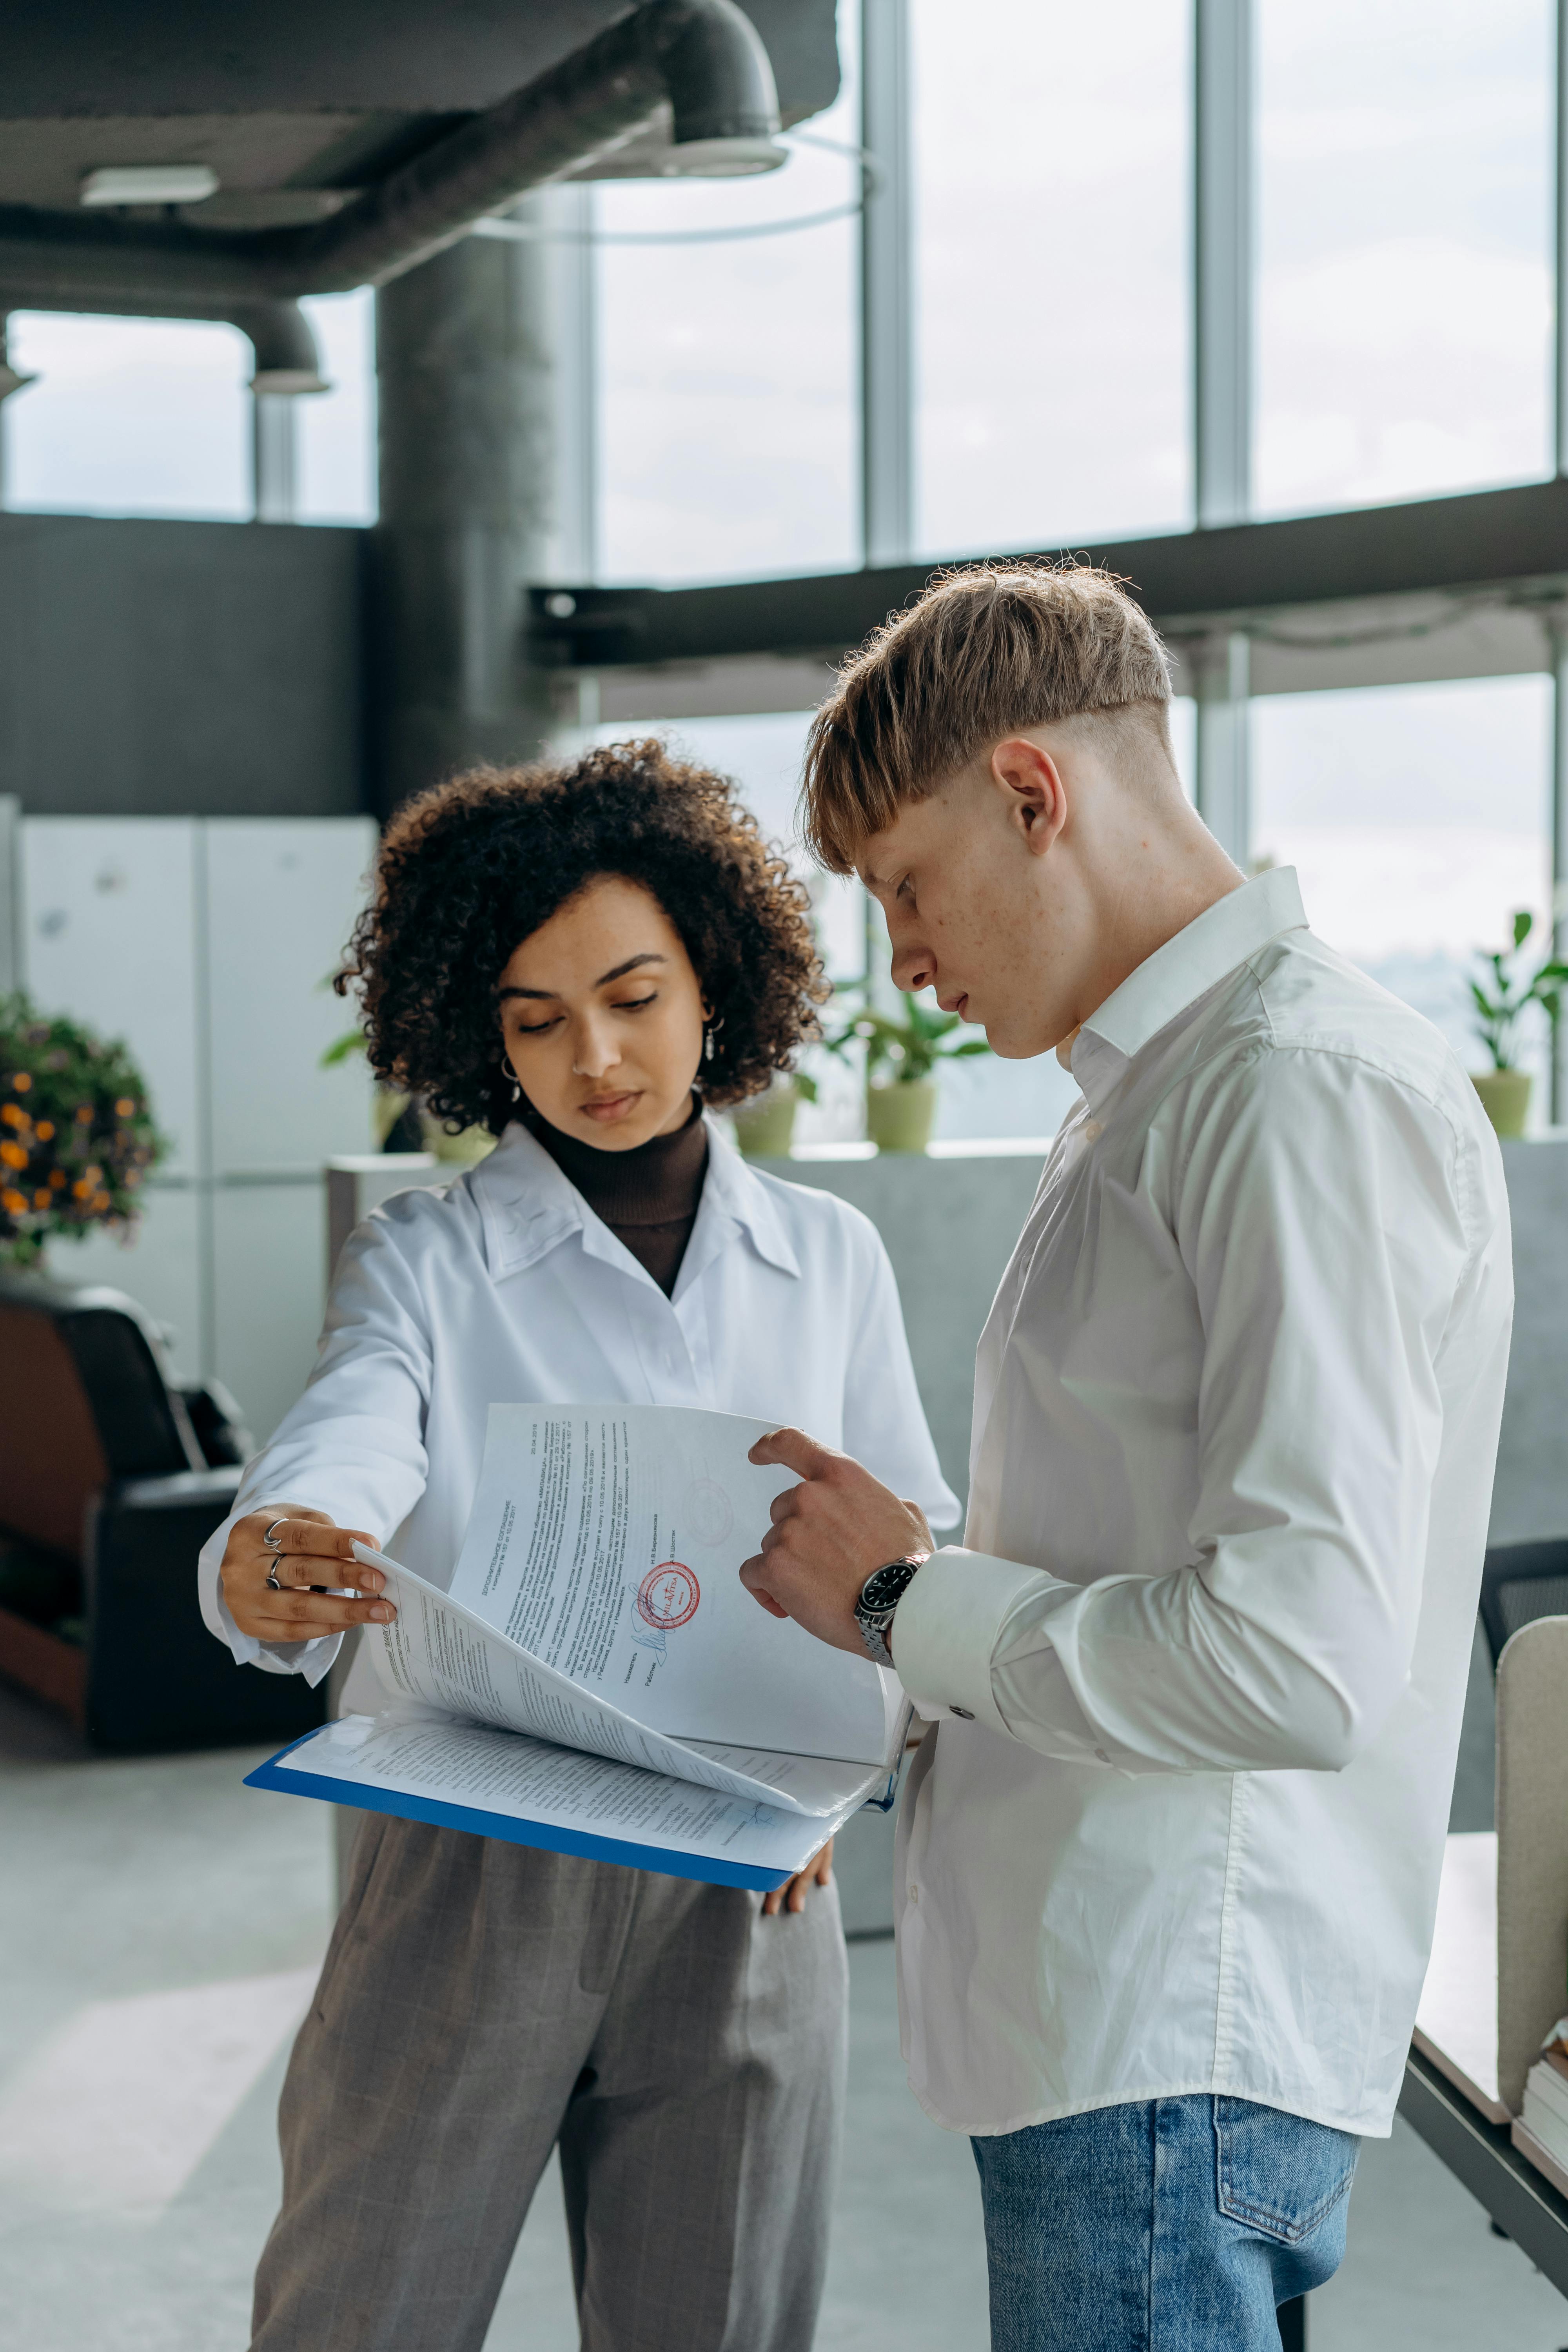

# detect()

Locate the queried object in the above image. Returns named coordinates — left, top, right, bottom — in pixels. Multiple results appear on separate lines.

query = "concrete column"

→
left=374, top=221, right=561, bottom=813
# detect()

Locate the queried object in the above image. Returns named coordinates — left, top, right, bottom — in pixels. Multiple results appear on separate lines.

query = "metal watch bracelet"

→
left=853, top=1552, right=929, bottom=1668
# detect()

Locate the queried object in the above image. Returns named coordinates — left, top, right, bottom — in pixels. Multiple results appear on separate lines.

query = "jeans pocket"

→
left=1214, top=2096, right=1359, bottom=2244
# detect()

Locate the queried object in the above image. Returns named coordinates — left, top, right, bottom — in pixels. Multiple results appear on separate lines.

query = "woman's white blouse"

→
left=198, top=1117, right=958, bottom=1680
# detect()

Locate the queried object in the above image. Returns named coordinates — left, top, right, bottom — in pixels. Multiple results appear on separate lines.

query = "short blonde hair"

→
left=802, top=562, right=1174, bottom=872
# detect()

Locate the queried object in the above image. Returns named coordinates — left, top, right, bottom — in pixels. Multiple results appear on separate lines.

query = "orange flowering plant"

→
left=0, top=995, right=167, bottom=1269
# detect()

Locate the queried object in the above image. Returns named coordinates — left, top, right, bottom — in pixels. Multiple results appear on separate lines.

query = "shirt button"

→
left=1094, top=1747, right=1110, bottom=1764
left=950, top=1705, right=975, bottom=1720
left=1082, top=1118, right=1103, bottom=1142
left=907, top=1884, right=919, bottom=1903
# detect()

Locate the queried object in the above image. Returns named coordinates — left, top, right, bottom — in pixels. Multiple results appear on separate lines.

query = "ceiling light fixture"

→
left=80, top=165, right=220, bottom=208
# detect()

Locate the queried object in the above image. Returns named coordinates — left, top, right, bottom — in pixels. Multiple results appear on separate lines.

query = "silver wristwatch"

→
left=853, top=1553, right=929, bottom=1668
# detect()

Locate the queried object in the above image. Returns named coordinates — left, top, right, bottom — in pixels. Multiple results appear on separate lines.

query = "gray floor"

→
left=2, top=1663, right=1564, bottom=2352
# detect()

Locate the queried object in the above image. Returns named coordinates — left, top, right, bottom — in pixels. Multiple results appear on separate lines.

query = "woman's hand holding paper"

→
left=740, top=1428, right=933, bottom=1656
left=221, top=1508, right=394, bottom=1642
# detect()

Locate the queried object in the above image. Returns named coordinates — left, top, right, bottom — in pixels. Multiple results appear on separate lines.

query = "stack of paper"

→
left=1521, top=2050, right=1568, bottom=2172
left=247, top=1404, right=910, bottom=1891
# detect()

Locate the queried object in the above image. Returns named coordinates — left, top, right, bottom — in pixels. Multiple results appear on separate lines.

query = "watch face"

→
left=860, top=1557, right=920, bottom=1613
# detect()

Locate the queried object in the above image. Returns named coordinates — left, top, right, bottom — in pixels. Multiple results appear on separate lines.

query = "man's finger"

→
left=738, top=1555, right=790, bottom=1619
left=748, top=1426, right=836, bottom=1480
left=767, top=1485, right=804, bottom=1525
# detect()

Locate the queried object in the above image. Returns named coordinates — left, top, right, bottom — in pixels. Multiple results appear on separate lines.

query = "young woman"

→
left=199, top=742, right=956, bottom=2352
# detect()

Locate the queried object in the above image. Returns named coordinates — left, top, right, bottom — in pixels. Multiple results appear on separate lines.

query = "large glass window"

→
left=4, top=295, right=376, bottom=524
left=1254, top=0, right=1554, bottom=517
left=594, top=4, right=861, bottom=585
left=1250, top=675, right=1553, bottom=1103
left=4, top=312, right=252, bottom=520
left=297, top=289, right=377, bottom=526
left=909, top=0, right=1192, bottom=561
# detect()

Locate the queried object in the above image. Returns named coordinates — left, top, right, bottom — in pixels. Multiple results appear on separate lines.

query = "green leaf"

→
left=1514, top=908, right=1534, bottom=950
left=320, top=1028, right=367, bottom=1068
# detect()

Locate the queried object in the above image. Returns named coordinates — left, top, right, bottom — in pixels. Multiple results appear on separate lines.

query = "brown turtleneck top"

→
left=533, top=1097, right=709, bottom=1298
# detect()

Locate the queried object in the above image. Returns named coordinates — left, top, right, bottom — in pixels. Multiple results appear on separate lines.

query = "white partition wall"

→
left=21, top=818, right=203, bottom=1174
left=19, top=813, right=376, bottom=1433
left=204, top=819, right=376, bottom=1176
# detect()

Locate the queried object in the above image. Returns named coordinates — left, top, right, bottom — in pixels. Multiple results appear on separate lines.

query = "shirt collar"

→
left=1073, top=867, right=1308, bottom=1107
left=468, top=1111, right=800, bottom=1283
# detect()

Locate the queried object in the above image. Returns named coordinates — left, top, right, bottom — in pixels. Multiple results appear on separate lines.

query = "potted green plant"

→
left=829, top=993, right=992, bottom=1154
left=731, top=1072, right=818, bottom=1160
left=0, top=995, right=166, bottom=1269
left=322, top=1026, right=493, bottom=1163
left=1468, top=911, right=1568, bottom=1140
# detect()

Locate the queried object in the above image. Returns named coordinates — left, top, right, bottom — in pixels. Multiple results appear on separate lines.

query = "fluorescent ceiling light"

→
left=80, top=165, right=220, bottom=207
left=657, top=135, right=786, bottom=176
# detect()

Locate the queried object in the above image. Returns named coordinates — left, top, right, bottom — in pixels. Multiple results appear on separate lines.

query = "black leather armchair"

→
left=0, top=1268, right=323, bottom=1752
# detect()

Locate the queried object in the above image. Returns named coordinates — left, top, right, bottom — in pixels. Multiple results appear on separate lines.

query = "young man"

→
left=740, top=565, right=1514, bottom=2350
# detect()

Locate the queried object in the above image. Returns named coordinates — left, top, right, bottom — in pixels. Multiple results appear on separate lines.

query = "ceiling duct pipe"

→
left=0, top=0, right=782, bottom=314
left=0, top=294, right=328, bottom=396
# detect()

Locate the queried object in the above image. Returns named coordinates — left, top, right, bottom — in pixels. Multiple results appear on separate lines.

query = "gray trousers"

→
left=251, top=1815, right=849, bottom=2352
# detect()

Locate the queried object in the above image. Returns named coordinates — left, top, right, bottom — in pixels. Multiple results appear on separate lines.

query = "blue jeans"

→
left=971, top=2095, right=1357, bottom=2352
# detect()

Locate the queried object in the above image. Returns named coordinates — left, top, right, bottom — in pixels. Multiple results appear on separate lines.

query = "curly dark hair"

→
left=337, top=741, right=829, bottom=1132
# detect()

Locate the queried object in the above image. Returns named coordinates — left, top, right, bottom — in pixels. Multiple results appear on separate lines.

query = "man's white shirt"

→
left=892, top=868, right=1513, bottom=2140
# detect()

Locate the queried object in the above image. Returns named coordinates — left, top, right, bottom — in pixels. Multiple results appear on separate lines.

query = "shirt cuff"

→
left=892, top=1546, right=1058, bottom=1734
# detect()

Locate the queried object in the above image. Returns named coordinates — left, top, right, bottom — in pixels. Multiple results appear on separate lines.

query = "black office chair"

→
left=1479, top=1539, right=1568, bottom=1672
left=0, top=1267, right=323, bottom=1753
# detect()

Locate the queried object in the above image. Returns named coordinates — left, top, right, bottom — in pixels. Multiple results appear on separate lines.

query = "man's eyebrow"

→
left=496, top=951, right=668, bottom=1003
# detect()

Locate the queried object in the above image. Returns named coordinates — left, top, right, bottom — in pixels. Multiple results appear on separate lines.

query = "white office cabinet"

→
left=212, top=1183, right=332, bottom=1444
left=21, top=813, right=381, bottom=1437
left=20, top=818, right=202, bottom=1174
left=204, top=818, right=376, bottom=1173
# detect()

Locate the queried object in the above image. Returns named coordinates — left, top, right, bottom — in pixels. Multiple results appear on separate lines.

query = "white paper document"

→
left=261, top=1711, right=873, bottom=1887
left=247, top=1405, right=910, bottom=1880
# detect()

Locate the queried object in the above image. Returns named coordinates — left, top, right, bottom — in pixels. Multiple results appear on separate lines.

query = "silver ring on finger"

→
left=261, top=1518, right=289, bottom=1552
left=265, top=1565, right=284, bottom=1591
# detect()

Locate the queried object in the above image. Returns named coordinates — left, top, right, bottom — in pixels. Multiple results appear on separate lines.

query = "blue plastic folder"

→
left=246, top=1711, right=901, bottom=1893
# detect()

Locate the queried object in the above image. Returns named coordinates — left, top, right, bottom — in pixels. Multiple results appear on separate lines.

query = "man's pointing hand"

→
left=739, top=1426, right=934, bottom=1658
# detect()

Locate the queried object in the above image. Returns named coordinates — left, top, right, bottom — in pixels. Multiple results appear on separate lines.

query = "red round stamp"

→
left=638, top=1561, right=700, bottom=1630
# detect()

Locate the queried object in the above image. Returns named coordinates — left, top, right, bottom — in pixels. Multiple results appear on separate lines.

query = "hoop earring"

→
left=703, top=1014, right=724, bottom=1065
left=505, top=1065, right=522, bottom=1104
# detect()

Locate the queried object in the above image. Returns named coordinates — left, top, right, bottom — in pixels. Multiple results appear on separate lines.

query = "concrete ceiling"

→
left=0, top=2, right=841, bottom=230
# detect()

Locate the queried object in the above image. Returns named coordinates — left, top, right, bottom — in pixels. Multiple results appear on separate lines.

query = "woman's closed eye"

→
left=511, top=992, right=658, bottom=1040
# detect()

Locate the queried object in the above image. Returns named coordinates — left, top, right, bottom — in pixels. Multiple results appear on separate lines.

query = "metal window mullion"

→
left=860, top=0, right=914, bottom=568
left=537, top=183, right=597, bottom=584
left=251, top=392, right=298, bottom=523
left=1556, top=0, right=1568, bottom=474
left=1194, top=630, right=1252, bottom=866
left=1194, top=0, right=1253, bottom=528
left=1193, top=0, right=1254, bottom=861
left=1550, top=612, right=1568, bottom=1122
